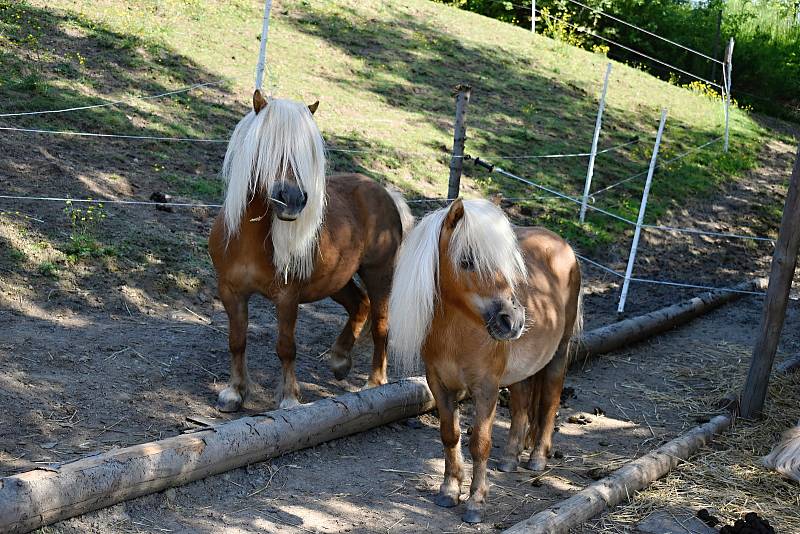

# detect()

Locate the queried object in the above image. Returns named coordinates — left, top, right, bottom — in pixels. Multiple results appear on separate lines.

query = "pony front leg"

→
left=428, top=372, right=464, bottom=508
left=463, top=384, right=499, bottom=524
left=216, top=288, right=251, bottom=413
left=497, top=378, right=532, bottom=472
left=275, top=296, right=302, bottom=409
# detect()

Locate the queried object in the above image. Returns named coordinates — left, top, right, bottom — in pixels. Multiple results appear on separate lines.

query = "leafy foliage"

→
left=437, top=0, right=800, bottom=121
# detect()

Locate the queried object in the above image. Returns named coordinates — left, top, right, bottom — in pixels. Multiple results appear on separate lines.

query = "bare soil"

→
left=1, top=124, right=798, bottom=532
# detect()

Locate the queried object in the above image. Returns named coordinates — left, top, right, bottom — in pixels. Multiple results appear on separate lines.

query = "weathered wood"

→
left=503, top=415, right=732, bottom=534
left=0, top=378, right=435, bottom=534
left=447, top=84, right=471, bottom=200
left=577, top=278, right=767, bottom=363
left=776, top=353, right=800, bottom=375
left=741, top=145, right=800, bottom=419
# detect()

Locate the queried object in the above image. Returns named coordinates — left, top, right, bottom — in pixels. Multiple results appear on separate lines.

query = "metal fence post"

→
left=723, top=37, right=734, bottom=152
left=617, top=109, right=668, bottom=315
left=448, top=85, right=471, bottom=200
left=254, top=0, right=274, bottom=91
left=531, top=0, right=536, bottom=33
left=580, top=62, right=612, bottom=223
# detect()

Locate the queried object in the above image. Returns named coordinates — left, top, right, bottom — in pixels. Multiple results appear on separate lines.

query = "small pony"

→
left=209, top=90, right=413, bottom=412
left=389, top=199, right=582, bottom=523
left=763, top=419, right=800, bottom=482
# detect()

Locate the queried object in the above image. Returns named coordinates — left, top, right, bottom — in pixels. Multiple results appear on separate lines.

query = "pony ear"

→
left=253, top=89, right=268, bottom=114
left=308, top=100, right=319, bottom=115
left=444, top=198, right=465, bottom=230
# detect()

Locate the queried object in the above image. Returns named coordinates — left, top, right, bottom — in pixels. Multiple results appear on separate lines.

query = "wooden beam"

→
left=741, top=145, right=800, bottom=419
left=447, top=84, right=471, bottom=200
left=0, top=378, right=435, bottom=534
left=576, top=278, right=766, bottom=363
left=503, top=415, right=732, bottom=534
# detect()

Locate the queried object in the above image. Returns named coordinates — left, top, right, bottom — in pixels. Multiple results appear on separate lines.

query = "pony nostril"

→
left=497, top=313, right=512, bottom=332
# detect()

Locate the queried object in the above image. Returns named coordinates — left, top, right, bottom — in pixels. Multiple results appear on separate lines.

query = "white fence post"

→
left=531, top=0, right=536, bottom=33
left=254, top=0, right=274, bottom=91
left=579, top=62, right=612, bottom=223
left=723, top=37, right=734, bottom=152
left=618, top=109, right=668, bottom=315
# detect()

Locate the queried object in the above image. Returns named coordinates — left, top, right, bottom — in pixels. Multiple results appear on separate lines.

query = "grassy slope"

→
left=0, top=0, right=788, bottom=254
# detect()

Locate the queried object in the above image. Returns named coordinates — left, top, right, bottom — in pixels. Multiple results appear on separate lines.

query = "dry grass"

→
left=585, top=342, right=800, bottom=533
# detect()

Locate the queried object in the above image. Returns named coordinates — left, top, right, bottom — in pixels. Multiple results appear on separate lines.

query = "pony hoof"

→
left=496, top=458, right=519, bottom=472
left=525, top=456, right=547, bottom=472
left=433, top=492, right=459, bottom=508
left=279, top=397, right=301, bottom=410
left=366, top=376, right=388, bottom=388
left=216, top=388, right=243, bottom=413
left=462, top=509, right=483, bottom=524
left=330, top=354, right=352, bottom=380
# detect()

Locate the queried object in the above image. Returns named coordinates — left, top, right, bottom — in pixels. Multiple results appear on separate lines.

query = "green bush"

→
left=436, top=0, right=800, bottom=121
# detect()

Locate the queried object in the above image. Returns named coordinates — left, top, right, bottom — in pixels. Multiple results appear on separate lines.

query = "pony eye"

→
left=460, top=257, right=475, bottom=271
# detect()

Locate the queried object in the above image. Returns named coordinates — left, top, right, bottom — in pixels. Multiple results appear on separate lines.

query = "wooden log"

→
left=503, top=415, right=732, bottom=534
left=776, top=354, right=800, bottom=375
left=0, top=378, right=435, bottom=534
left=576, top=278, right=767, bottom=363
left=741, top=145, right=800, bottom=419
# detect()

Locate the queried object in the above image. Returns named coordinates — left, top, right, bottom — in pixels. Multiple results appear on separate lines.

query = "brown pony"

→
left=389, top=198, right=581, bottom=523
left=209, top=90, right=412, bottom=412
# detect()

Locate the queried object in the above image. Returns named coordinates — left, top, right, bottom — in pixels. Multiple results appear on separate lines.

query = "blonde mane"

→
left=388, top=199, right=527, bottom=375
left=221, top=97, right=326, bottom=280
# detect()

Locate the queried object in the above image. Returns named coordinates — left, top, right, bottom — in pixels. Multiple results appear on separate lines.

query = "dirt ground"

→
left=1, top=120, right=799, bottom=532
left=4, top=283, right=798, bottom=534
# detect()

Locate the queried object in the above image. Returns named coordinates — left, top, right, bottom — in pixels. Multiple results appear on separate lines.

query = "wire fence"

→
left=0, top=123, right=639, bottom=162
left=0, top=80, right=226, bottom=118
left=482, top=0, right=724, bottom=89
left=0, top=1, right=776, bottom=304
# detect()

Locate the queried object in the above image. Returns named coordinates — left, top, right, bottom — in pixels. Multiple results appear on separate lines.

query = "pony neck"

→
left=424, top=300, right=508, bottom=362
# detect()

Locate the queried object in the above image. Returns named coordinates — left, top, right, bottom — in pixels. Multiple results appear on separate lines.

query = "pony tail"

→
left=763, top=420, right=800, bottom=482
left=566, top=259, right=584, bottom=366
left=387, top=189, right=415, bottom=237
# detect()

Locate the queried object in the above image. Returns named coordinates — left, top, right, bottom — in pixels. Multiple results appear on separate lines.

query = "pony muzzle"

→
left=483, top=299, right=525, bottom=341
left=270, top=182, right=307, bottom=221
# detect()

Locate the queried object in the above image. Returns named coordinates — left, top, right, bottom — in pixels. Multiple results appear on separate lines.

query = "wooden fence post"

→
left=740, top=144, right=800, bottom=419
left=448, top=84, right=471, bottom=200
left=531, top=0, right=536, bottom=33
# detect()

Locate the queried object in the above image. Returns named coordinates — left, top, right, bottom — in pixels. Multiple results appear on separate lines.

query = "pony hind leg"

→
left=497, top=378, right=532, bottom=472
left=525, top=341, right=569, bottom=471
left=463, top=382, right=499, bottom=524
left=358, top=266, right=391, bottom=388
left=275, top=295, right=302, bottom=409
left=428, top=371, right=464, bottom=509
left=216, top=287, right=251, bottom=412
left=328, top=279, right=370, bottom=380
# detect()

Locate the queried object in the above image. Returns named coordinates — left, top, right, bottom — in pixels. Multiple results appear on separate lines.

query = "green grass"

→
left=0, top=0, right=789, bottom=253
